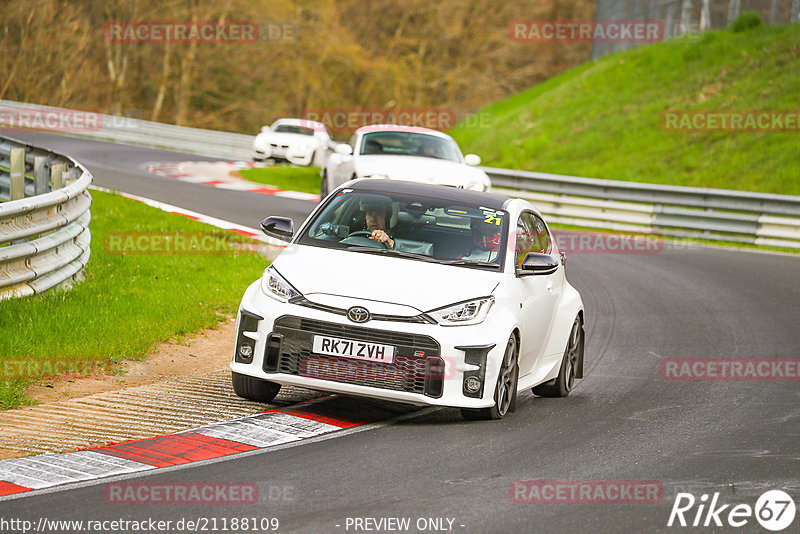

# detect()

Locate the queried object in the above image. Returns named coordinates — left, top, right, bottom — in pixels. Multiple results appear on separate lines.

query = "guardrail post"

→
left=700, top=0, right=711, bottom=30
left=9, top=147, right=25, bottom=200
left=51, top=163, right=65, bottom=190
left=65, top=168, right=79, bottom=184
left=34, top=156, right=49, bottom=195
left=727, top=0, right=741, bottom=25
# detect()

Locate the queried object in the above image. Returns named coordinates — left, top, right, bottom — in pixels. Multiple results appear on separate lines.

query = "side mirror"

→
left=261, top=126, right=271, bottom=133
left=335, top=144, right=353, bottom=156
left=464, top=154, right=481, bottom=166
left=260, top=216, right=294, bottom=241
left=519, top=253, right=559, bottom=275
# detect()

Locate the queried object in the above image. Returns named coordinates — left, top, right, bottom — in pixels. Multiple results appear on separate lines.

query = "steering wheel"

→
left=342, top=230, right=390, bottom=249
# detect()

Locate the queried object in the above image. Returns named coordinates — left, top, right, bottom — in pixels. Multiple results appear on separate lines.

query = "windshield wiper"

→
left=439, top=259, right=501, bottom=270
left=346, top=246, right=438, bottom=262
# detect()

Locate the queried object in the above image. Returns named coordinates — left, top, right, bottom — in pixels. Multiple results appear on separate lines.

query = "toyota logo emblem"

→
left=347, top=307, right=371, bottom=323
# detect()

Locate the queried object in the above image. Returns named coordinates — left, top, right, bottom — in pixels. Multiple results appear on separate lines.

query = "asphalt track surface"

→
left=3, top=131, right=315, bottom=229
left=2, top=131, right=799, bottom=533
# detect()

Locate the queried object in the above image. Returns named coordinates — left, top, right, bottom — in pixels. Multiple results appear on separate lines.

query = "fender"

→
left=541, top=279, right=584, bottom=375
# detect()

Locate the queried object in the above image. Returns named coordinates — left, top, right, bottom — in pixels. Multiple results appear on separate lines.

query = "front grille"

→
left=272, top=316, right=443, bottom=397
left=290, top=297, right=435, bottom=324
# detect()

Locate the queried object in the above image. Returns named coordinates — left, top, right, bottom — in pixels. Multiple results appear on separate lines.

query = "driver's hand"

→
left=370, top=230, right=394, bottom=249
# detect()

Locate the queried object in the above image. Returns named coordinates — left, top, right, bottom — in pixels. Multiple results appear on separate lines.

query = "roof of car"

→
left=354, top=124, right=453, bottom=138
left=347, top=179, right=511, bottom=210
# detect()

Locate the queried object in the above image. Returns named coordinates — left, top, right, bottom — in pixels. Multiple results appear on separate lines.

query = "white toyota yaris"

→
left=231, top=179, right=585, bottom=419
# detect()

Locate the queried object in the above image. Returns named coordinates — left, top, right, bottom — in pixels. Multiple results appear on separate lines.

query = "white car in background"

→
left=320, top=125, right=491, bottom=197
left=231, top=179, right=585, bottom=420
left=252, top=118, right=332, bottom=167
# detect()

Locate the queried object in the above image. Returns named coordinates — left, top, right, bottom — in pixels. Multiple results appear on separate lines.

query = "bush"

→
left=730, top=11, right=761, bottom=32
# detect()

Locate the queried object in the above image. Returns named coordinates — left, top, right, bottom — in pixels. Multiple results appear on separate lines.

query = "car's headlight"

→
left=260, top=266, right=302, bottom=302
left=427, top=296, right=494, bottom=326
left=466, top=182, right=486, bottom=192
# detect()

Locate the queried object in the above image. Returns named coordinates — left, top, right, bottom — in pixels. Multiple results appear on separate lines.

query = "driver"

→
left=461, top=217, right=501, bottom=261
left=360, top=196, right=394, bottom=249
left=417, top=137, right=440, bottom=158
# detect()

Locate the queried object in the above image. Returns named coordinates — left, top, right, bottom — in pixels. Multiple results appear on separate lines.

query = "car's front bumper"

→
left=230, top=281, right=508, bottom=409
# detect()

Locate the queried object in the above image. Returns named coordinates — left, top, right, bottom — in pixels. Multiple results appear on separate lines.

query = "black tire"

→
left=320, top=170, right=329, bottom=199
left=461, top=336, right=518, bottom=420
left=231, top=371, right=281, bottom=403
left=532, top=317, right=583, bottom=398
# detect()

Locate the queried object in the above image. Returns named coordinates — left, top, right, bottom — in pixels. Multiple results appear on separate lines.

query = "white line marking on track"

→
left=145, top=161, right=320, bottom=201
left=89, top=185, right=287, bottom=249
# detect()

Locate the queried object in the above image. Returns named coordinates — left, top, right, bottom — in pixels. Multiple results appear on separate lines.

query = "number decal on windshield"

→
left=484, top=214, right=502, bottom=226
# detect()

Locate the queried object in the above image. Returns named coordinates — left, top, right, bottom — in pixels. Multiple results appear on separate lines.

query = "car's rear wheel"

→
left=461, top=336, right=518, bottom=420
left=320, top=170, right=329, bottom=199
left=532, top=317, right=582, bottom=397
left=231, top=371, right=281, bottom=403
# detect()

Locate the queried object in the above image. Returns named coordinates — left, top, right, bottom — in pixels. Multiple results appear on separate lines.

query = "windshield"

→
left=273, top=124, right=315, bottom=136
left=297, top=190, right=507, bottom=269
left=359, top=132, right=461, bottom=162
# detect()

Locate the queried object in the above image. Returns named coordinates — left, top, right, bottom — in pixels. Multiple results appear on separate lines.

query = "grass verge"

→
left=0, top=189, right=268, bottom=409
left=238, top=165, right=321, bottom=194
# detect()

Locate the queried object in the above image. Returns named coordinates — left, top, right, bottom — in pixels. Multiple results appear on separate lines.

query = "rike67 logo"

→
left=668, top=490, right=796, bottom=531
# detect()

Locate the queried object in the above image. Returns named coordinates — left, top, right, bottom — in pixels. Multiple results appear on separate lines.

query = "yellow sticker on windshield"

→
left=484, top=214, right=501, bottom=226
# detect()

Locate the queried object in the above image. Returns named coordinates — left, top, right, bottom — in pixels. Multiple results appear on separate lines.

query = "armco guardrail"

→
left=2, top=99, right=799, bottom=250
left=0, top=136, right=92, bottom=299
left=486, top=167, right=800, bottom=250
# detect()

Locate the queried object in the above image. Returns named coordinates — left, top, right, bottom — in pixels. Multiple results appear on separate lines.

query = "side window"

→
left=515, top=217, right=533, bottom=268
left=348, top=134, right=357, bottom=150
left=515, top=212, right=551, bottom=268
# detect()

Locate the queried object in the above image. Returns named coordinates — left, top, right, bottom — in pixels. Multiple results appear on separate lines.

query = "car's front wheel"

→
left=231, top=371, right=281, bottom=403
left=461, top=336, right=518, bottom=420
left=532, top=316, right=583, bottom=397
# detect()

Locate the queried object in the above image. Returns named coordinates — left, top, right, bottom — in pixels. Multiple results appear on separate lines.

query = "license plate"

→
left=312, top=335, right=395, bottom=364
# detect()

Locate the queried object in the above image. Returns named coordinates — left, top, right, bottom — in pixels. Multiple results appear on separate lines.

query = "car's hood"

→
left=354, top=155, right=489, bottom=186
left=272, top=244, right=500, bottom=313
left=255, top=132, right=318, bottom=147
